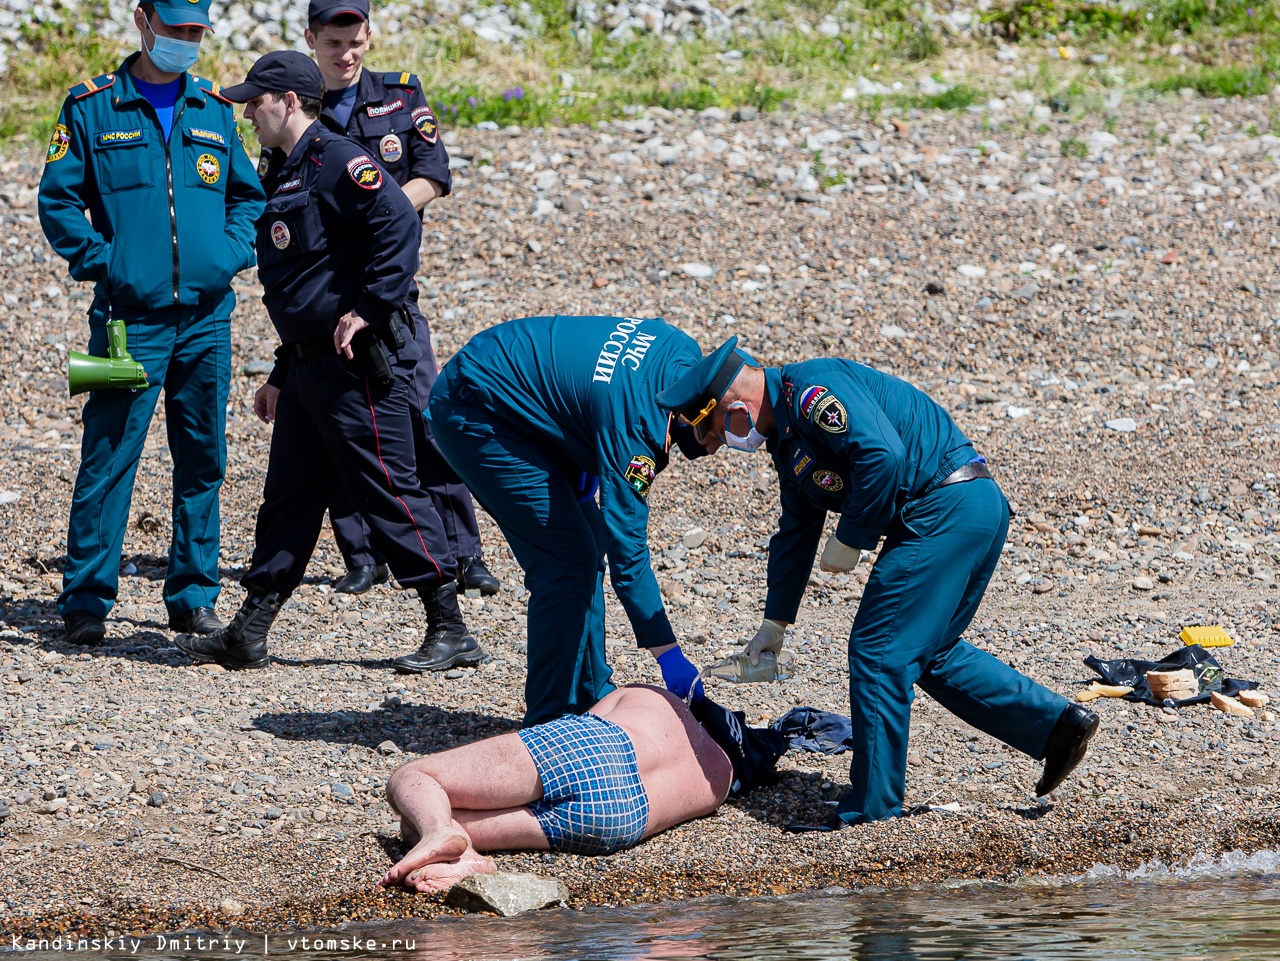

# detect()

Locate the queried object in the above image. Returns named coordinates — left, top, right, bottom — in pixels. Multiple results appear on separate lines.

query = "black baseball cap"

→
left=308, top=0, right=369, bottom=25
left=221, top=51, right=325, bottom=103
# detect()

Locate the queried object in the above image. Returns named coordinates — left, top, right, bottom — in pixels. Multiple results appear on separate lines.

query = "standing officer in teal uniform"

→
left=425, top=316, right=709, bottom=725
left=38, top=0, right=265, bottom=645
left=253, top=0, right=498, bottom=598
left=656, top=339, right=1100, bottom=827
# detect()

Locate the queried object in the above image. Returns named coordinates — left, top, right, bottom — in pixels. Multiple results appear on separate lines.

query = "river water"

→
left=9, top=850, right=1280, bottom=961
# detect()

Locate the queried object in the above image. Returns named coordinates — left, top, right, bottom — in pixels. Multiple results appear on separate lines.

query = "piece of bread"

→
left=1211, top=691, right=1255, bottom=718
left=1238, top=691, right=1269, bottom=708
left=1077, top=682, right=1134, bottom=702
left=1147, top=669, right=1198, bottom=700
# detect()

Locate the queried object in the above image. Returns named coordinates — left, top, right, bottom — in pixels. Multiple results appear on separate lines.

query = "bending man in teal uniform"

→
left=425, top=316, right=708, bottom=725
left=38, top=0, right=265, bottom=645
left=656, top=339, right=1099, bottom=827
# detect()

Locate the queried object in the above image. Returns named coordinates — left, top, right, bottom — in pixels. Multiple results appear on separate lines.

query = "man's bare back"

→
left=378, top=686, right=734, bottom=891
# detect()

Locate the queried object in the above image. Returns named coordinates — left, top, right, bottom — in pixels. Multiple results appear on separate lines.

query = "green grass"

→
left=1150, top=65, right=1274, bottom=98
left=5, top=0, right=1280, bottom=145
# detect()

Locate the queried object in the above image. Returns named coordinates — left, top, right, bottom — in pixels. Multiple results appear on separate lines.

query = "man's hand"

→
left=745, top=619, right=787, bottom=666
left=334, top=310, right=370, bottom=359
left=819, top=534, right=868, bottom=573
left=653, top=644, right=704, bottom=701
left=253, top=383, right=280, bottom=424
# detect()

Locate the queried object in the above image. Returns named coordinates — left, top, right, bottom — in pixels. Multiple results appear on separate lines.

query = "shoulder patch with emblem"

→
left=812, top=469, right=844, bottom=492
left=46, top=123, right=71, bottom=163
left=345, top=154, right=382, bottom=190
left=798, top=385, right=827, bottom=419
left=411, top=105, right=438, bottom=144
left=811, top=393, right=848, bottom=434
left=68, top=72, right=116, bottom=99
left=624, top=455, right=658, bottom=497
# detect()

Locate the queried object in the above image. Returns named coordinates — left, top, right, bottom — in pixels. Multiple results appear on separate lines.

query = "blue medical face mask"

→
left=143, top=15, right=202, bottom=74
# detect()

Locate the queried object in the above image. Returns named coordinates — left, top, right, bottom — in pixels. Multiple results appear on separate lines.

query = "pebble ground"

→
left=2, top=95, right=1279, bottom=936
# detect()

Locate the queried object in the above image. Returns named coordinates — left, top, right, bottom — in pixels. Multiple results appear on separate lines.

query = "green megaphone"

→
left=68, top=319, right=149, bottom=396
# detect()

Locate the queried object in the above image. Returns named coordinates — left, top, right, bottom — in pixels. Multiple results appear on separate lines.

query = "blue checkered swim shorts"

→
left=518, top=711, right=651, bottom=855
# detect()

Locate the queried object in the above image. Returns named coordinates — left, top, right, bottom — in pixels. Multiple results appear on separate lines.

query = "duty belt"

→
left=937, top=460, right=993, bottom=487
left=289, top=335, right=337, bottom=361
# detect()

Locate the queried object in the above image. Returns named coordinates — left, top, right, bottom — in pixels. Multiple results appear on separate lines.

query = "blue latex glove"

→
left=572, top=470, right=600, bottom=504
left=656, top=646, right=705, bottom=701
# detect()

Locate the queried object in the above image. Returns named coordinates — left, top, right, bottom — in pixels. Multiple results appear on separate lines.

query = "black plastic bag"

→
left=1085, top=644, right=1259, bottom=707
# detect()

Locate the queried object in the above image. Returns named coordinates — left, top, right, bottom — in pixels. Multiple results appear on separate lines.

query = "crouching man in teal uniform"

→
left=425, top=316, right=709, bottom=725
left=656, top=339, right=1099, bottom=827
left=38, top=0, right=265, bottom=645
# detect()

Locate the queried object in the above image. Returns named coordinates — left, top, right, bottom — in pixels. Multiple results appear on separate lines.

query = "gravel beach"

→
left=2, top=94, right=1280, bottom=936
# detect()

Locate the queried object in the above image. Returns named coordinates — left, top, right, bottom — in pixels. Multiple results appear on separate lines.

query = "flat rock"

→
left=445, top=871, right=568, bottom=917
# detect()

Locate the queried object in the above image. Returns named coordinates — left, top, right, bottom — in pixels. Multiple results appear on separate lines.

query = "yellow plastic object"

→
left=1181, top=625, right=1235, bottom=648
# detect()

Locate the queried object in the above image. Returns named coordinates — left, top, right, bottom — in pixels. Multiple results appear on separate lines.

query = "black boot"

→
left=175, top=593, right=279, bottom=670
left=1035, top=703, right=1100, bottom=796
left=64, top=610, right=106, bottom=646
left=458, top=556, right=500, bottom=596
left=334, top=564, right=390, bottom=595
left=394, top=581, right=487, bottom=673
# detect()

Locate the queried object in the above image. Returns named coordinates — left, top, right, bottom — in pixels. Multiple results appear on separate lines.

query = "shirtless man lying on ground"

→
left=378, top=684, right=786, bottom=891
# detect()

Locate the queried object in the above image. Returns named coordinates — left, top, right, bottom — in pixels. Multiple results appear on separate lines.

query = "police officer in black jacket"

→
left=175, top=52, right=486, bottom=672
left=257, top=0, right=498, bottom=600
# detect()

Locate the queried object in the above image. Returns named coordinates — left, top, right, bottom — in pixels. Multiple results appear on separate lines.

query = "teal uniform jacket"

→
left=38, top=54, right=265, bottom=311
left=762, top=361, right=979, bottom=623
left=445, top=315, right=702, bottom=648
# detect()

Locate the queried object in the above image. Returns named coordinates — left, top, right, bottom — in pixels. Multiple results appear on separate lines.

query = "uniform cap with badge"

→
left=149, top=0, right=215, bottom=30
left=221, top=51, right=325, bottom=103
left=656, top=336, right=764, bottom=449
left=308, top=0, right=369, bottom=24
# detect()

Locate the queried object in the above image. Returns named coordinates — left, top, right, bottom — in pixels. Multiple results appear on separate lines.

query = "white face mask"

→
left=720, top=402, right=767, bottom=452
left=723, top=426, right=768, bottom=452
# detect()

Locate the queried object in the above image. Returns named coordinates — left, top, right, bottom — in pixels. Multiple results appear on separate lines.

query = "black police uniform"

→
left=176, top=120, right=484, bottom=670
left=259, top=72, right=491, bottom=593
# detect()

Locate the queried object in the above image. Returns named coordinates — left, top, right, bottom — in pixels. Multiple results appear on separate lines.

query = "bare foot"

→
left=377, top=829, right=469, bottom=889
left=406, top=847, right=496, bottom=893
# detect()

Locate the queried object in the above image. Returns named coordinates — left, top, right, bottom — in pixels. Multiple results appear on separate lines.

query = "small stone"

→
left=218, top=899, right=245, bottom=917
left=241, top=360, right=274, bottom=377
left=956, top=264, right=986, bottom=278
left=312, top=808, right=328, bottom=822
left=0, top=491, right=21, bottom=506
left=0, top=802, right=10, bottom=819
left=680, top=263, right=715, bottom=280
left=265, top=807, right=282, bottom=819
left=377, top=740, right=402, bottom=755
left=925, top=281, right=946, bottom=295
left=14, top=791, right=34, bottom=806
left=445, top=669, right=465, bottom=679
left=331, top=783, right=355, bottom=800
left=880, top=325, right=908, bottom=339
left=17, top=670, right=34, bottom=683
left=381, top=694, right=402, bottom=710
left=682, top=527, right=709, bottom=549
left=1105, top=418, right=1137, bottom=432
left=147, top=791, right=166, bottom=807
left=1132, top=576, right=1155, bottom=591
left=561, top=195, right=587, bottom=215
left=446, top=872, right=569, bottom=917
left=734, top=105, right=759, bottom=122
left=527, top=239, right=543, bottom=254
left=38, top=798, right=68, bottom=814
left=1006, top=407, right=1031, bottom=419
left=132, top=779, right=149, bottom=795
left=1032, top=582, right=1054, bottom=594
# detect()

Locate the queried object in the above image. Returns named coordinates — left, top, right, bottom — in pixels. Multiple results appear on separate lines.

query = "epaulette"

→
left=191, top=75, right=232, bottom=104
left=68, top=72, right=116, bottom=100
left=381, top=71, right=420, bottom=89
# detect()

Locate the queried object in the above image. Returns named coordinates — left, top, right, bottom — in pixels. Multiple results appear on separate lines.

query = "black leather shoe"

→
left=64, top=610, right=106, bottom=646
left=458, top=556, right=500, bottom=596
left=334, top=564, right=390, bottom=595
left=175, top=593, right=279, bottom=670
left=168, top=607, right=223, bottom=635
left=1035, top=703, right=1100, bottom=796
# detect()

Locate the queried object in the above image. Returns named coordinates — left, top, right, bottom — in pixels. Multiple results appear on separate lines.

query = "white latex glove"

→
left=820, top=534, right=869, bottom=573
left=745, top=618, right=787, bottom=665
